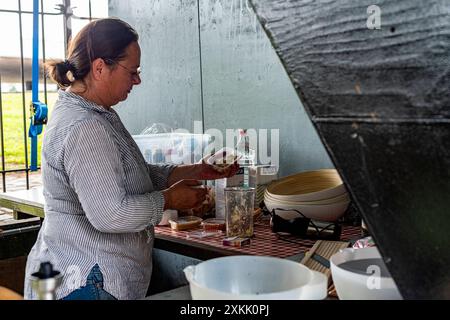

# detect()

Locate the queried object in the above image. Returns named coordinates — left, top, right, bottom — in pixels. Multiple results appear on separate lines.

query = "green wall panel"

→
left=199, top=0, right=333, bottom=176
left=109, top=0, right=202, bottom=133
left=109, top=0, right=333, bottom=176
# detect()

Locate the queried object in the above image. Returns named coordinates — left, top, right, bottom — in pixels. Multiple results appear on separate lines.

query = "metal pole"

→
left=0, top=74, right=6, bottom=192
left=40, top=0, right=47, bottom=105
left=0, top=168, right=40, bottom=174
left=88, top=0, right=92, bottom=21
left=0, top=225, right=41, bottom=238
left=18, top=0, right=30, bottom=190
left=29, top=0, right=40, bottom=172
left=63, top=0, right=72, bottom=57
left=196, top=0, right=205, bottom=135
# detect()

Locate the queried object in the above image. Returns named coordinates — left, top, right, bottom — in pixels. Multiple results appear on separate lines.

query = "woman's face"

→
left=105, top=41, right=141, bottom=106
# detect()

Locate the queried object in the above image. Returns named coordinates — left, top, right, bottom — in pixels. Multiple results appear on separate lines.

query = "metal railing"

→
left=0, top=0, right=98, bottom=192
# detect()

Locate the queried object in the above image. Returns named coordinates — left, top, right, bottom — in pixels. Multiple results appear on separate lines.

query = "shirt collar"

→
left=58, top=89, right=116, bottom=115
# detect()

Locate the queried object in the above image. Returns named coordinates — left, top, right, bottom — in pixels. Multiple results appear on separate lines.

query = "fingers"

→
left=195, top=187, right=208, bottom=201
left=189, top=183, right=208, bottom=204
left=225, top=166, right=234, bottom=177
left=166, top=181, right=210, bottom=210
left=201, top=154, right=212, bottom=164
left=180, top=180, right=208, bottom=198
left=224, top=163, right=239, bottom=177
left=192, top=190, right=207, bottom=208
left=181, top=179, right=202, bottom=187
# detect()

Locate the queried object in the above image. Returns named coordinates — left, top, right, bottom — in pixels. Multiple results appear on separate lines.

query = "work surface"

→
left=0, top=187, right=45, bottom=219
left=0, top=187, right=362, bottom=260
left=0, top=187, right=363, bottom=300
left=155, top=219, right=361, bottom=260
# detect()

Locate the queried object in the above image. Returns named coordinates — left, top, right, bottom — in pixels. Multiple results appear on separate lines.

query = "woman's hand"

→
left=162, top=179, right=208, bottom=211
left=197, top=155, right=240, bottom=180
left=167, top=153, right=241, bottom=186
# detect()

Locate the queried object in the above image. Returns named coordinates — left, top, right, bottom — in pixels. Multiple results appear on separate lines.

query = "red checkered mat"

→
left=155, top=218, right=362, bottom=258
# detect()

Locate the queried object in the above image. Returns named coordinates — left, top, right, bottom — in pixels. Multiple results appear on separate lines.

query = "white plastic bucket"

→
left=183, top=255, right=327, bottom=300
left=330, top=247, right=403, bottom=300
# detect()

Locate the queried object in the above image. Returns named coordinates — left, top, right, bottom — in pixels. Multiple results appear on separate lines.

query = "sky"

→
left=0, top=0, right=108, bottom=59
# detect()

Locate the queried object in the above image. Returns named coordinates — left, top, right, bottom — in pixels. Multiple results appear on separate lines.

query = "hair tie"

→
left=63, top=60, right=72, bottom=71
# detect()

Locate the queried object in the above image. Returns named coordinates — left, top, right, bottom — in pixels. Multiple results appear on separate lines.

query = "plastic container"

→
left=263, top=196, right=350, bottom=222
left=206, top=147, right=241, bottom=172
left=168, top=216, right=202, bottom=231
left=201, top=218, right=226, bottom=231
left=330, top=247, right=403, bottom=300
left=222, top=236, right=251, bottom=247
left=183, top=255, right=327, bottom=300
left=158, top=209, right=178, bottom=226
left=214, top=167, right=245, bottom=219
left=250, top=165, right=278, bottom=206
left=224, top=187, right=255, bottom=237
left=132, top=133, right=210, bottom=165
left=266, top=169, right=347, bottom=202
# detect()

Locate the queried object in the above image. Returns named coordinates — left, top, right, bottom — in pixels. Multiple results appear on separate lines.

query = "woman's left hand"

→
left=197, top=155, right=240, bottom=180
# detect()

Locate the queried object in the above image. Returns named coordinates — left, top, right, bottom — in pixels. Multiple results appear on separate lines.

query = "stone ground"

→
left=0, top=171, right=43, bottom=217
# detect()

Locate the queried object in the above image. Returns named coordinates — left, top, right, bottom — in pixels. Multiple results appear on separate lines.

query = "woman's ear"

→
left=91, top=58, right=107, bottom=81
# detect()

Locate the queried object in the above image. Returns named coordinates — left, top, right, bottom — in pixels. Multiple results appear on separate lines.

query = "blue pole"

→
left=32, top=0, right=39, bottom=103
left=29, top=0, right=48, bottom=171
left=30, top=0, right=39, bottom=171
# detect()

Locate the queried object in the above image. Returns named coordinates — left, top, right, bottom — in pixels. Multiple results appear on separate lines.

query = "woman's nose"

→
left=133, top=74, right=141, bottom=85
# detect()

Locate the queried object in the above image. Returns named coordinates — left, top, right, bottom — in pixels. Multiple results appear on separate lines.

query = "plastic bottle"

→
left=235, top=129, right=255, bottom=188
left=214, top=130, right=255, bottom=219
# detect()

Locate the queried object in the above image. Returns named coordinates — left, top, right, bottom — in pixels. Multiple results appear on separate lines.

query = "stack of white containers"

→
left=132, top=133, right=210, bottom=165
left=264, top=169, right=350, bottom=222
left=132, top=132, right=211, bottom=225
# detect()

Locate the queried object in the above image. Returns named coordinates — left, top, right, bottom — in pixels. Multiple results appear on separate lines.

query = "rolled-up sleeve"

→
left=63, top=119, right=164, bottom=233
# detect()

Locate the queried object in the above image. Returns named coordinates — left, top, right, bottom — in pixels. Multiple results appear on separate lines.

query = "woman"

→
left=24, top=18, right=237, bottom=300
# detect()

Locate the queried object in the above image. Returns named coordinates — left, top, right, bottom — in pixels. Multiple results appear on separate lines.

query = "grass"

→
left=0, top=92, right=57, bottom=170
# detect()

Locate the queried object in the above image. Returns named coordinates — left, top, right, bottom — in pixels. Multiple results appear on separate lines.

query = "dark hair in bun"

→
left=46, top=17, right=138, bottom=88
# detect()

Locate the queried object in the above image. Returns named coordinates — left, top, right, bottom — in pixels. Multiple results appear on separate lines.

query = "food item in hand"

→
left=179, top=186, right=215, bottom=218
left=206, top=148, right=241, bottom=172
left=213, top=153, right=238, bottom=167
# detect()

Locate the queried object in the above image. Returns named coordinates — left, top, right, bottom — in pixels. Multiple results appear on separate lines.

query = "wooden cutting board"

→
left=0, top=286, right=23, bottom=300
left=300, top=240, right=350, bottom=288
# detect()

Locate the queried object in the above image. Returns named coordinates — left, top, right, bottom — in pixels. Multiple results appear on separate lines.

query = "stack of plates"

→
left=264, top=169, right=350, bottom=222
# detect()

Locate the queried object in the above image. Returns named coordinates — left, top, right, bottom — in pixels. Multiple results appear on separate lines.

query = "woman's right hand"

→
left=162, top=179, right=208, bottom=211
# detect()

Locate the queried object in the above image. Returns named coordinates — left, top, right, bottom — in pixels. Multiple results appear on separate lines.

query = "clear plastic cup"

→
left=224, top=187, right=255, bottom=238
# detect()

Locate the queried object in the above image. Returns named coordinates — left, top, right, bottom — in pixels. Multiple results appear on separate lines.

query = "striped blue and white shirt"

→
left=24, top=90, right=175, bottom=300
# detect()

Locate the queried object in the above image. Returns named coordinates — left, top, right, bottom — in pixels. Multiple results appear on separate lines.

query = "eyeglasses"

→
left=104, top=58, right=141, bottom=80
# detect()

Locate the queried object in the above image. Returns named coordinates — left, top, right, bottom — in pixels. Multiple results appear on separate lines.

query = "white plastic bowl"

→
left=264, top=197, right=350, bottom=221
left=184, top=255, right=327, bottom=300
left=264, top=189, right=350, bottom=205
left=266, top=169, right=347, bottom=202
left=330, top=247, right=403, bottom=300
